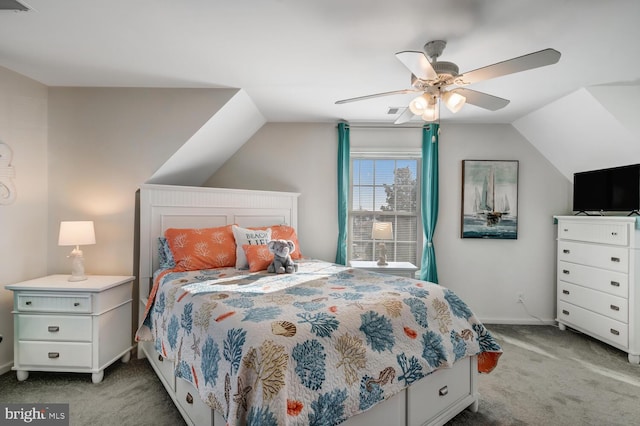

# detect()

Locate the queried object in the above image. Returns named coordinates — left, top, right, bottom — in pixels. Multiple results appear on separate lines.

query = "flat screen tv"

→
left=573, top=164, right=640, bottom=214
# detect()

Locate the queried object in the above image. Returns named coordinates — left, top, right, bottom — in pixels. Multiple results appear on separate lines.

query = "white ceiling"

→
left=1, top=0, right=639, bottom=125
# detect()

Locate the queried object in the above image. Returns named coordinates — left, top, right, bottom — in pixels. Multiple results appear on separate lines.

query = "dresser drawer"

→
left=558, top=241, right=628, bottom=273
left=18, top=341, right=92, bottom=368
left=17, top=293, right=92, bottom=313
left=557, top=261, right=628, bottom=298
left=558, top=282, right=628, bottom=323
left=558, top=301, right=628, bottom=348
left=557, top=220, right=629, bottom=245
left=18, top=314, right=92, bottom=342
left=176, top=377, right=212, bottom=426
left=407, top=356, right=472, bottom=426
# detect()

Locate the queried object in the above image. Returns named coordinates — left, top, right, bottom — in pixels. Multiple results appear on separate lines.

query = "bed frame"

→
left=136, top=184, right=479, bottom=426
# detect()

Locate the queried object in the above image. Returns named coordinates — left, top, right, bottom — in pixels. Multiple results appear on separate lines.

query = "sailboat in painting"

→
left=474, top=166, right=510, bottom=226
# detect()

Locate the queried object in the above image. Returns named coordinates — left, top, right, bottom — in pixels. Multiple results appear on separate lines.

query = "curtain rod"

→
left=336, top=123, right=430, bottom=129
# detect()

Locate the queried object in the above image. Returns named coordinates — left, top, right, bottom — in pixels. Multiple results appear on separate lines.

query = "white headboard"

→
left=137, top=184, right=300, bottom=302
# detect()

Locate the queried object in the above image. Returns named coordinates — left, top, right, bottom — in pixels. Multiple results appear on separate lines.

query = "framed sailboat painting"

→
left=461, top=160, right=519, bottom=239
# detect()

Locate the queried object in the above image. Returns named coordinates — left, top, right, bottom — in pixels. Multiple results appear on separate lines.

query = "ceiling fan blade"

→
left=335, top=89, right=419, bottom=104
left=395, top=51, right=438, bottom=81
left=456, top=48, right=561, bottom=85
left=394, top=108, right=414, bottom=124
left=453, top=88, right=510, bottom=111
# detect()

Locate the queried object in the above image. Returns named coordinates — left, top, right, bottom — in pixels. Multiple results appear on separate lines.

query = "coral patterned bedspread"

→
left=136, top=259, right=501, bottom=426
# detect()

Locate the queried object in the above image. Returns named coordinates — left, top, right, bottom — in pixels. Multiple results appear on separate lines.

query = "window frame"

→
left=348, top=153, right=423, bottom=267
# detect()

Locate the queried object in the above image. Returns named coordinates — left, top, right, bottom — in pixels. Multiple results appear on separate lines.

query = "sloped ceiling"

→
left=513, top=85, right=640, bottom=180
left=147, top=89, right=265, bottom=186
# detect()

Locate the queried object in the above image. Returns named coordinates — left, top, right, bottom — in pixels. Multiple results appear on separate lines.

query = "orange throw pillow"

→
left=243, top=244, right=274, bottom=272
left=164, top=225, right=236, bottom=271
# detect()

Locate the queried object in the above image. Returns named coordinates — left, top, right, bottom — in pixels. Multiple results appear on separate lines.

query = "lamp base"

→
left=377, top=258, right=388, bottom=266
left=68, top=274, right=87, bottom=282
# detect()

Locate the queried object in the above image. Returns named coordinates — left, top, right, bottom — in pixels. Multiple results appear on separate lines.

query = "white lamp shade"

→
left=421, top=104, right=439, bottom=122
left=443, top=90, right=466, bottom=113
left=58, top=221, right=96, bottom=246
left=409, top=94, right=431, bottom=115
left=372, top=222, right=393, bottom=240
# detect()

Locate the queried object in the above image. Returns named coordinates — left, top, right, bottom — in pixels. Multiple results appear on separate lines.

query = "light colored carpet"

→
left=1, top=325, right=638, bottom=425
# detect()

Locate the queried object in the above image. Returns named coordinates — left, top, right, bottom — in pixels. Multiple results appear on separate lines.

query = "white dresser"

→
left=5, top=275, right=135, bottom=382
left=554, top=216, right=640, bottom=364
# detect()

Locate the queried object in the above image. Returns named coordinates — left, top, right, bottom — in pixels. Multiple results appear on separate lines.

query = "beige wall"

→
left=209, top=122, right=572, bottom=324
left=0, top=66, right=49, bottom=373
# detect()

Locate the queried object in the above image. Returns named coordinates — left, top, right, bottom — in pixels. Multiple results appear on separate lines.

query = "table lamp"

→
left=58, top=221, right=96, bottom=281
left=372, top=222, right=393, bottom=266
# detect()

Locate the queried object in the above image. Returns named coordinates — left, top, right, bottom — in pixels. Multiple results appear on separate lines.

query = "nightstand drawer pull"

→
left=610, top=329, right=620, bottom=336
left=611, top=281, right=620, bottom=287
left=48, top=352, right=60, bottom=359
left=47, top=326, right=60, bottom=332
left=562, top=289, right=570, bottom=295
left=610, top=305, right=620, bottom=311
left=563, top=249, right=570, bottom=254
left=74, top=302, right=80, bottom=307
left=25, top=301, right=32, bottom=305
left=612, top=232, right=618, bottom=236
left=186, top=393, right=194, bottom=404
left=562, top=309, right=570, bottom=315
left=611, top=257, right=620, bottom=263
left=438, top=386, right=448, bottom=397
left=562, top=270, right=570, bottom=275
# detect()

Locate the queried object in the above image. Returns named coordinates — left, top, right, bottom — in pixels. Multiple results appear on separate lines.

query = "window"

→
left=349, top=157, right=422, bottom=265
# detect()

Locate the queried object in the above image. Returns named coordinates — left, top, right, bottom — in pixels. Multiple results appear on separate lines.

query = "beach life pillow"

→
left=164, top=225, right=236, bottom=271
left=243, top=244, right=274, bottom=272
left=255, top=225, right=303, bottom=259
left=232, top=225, right=271, bottom=269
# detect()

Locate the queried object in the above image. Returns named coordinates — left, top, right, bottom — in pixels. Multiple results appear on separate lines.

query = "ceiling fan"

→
left=335, top=40, right=561, bottom=124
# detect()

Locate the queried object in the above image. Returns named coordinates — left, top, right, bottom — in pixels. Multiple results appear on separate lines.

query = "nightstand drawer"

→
left=17, top=293, right=92, bottom=313
left=18, top=341, right=92, bottom=368
left=18, top=314, right=92, bottom=342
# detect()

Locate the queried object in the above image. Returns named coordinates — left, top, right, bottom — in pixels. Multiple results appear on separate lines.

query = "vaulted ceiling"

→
left=1, top=0, right=639, bottom=179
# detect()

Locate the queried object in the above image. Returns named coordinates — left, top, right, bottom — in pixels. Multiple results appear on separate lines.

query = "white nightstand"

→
left=349, top=261, right=419, bottom=278
left=5, top=274, right=134, bottom=383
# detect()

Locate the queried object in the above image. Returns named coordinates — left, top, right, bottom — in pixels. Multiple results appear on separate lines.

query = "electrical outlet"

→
left=517, top=293, right=524, bottom=303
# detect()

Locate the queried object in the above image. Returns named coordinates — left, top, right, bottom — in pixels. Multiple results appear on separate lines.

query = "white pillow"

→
left=232, top=225, right=272, bottom=269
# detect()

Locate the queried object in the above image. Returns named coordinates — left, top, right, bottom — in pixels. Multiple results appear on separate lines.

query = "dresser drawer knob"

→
left=562, top=249, right=570, bottom=254
left=610, top=305, right=620, bottom=311
left=612, top=232, right=618, bottom=236
left=610, top=329, right=620, bottom=336
left=563, top=228, right=569, bottom=232
left=47, top=326, right=60, bottom=332
left=158, top=355, right=164, bottom=362
left=611, top=281, right=620, bottom=287
left=562, top=289, right=570, bottom=295
left=611, top=257, right=620, bottom=263
left=186, top=393, right=194, bottom=404
left=48, top=352, right=60, bottom=359
left=562, top=270, right=570, bottom=275
left=74, top=302, right=80, bottom=307
left=438, top=386, right=448, bottom=397
left=25, top=301, right=32, bottom=306
left=562, top=309, right=570, bottom=315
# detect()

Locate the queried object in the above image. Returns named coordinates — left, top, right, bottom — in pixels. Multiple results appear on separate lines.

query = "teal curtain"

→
left=420, top=124, right=439, bottom=283
left=335, top=122, right=350, bottom=265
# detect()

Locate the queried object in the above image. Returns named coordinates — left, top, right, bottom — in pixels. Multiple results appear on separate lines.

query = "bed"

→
left=135, top=184, right=501, bottom=426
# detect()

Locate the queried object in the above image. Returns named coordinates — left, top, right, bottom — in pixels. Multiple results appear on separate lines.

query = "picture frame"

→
left=461, top=160, right=519, bottom=239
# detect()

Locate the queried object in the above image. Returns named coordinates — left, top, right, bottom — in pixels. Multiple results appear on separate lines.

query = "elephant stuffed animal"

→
left=267, top=239, right=298, bottom=274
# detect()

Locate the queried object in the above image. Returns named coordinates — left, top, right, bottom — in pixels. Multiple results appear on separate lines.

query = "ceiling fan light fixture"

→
left=443, top=91, right=466, bottom=113
left=409, top=93, right=431, bottom=115
left=421, top=104, right=438, bottom=122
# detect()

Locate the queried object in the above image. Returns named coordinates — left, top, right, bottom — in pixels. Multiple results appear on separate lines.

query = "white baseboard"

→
left=0, top=360, right=13, bottom=376
left=480, top=318, right=557, bottom=326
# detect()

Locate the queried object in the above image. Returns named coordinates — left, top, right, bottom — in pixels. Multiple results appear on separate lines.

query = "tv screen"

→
left=573, top=164, right=640, bottom=213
